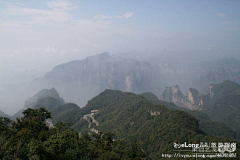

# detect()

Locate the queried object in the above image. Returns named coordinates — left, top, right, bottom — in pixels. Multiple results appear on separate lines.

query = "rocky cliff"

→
left=32, top=52, right=157, bottom=107
left=160, top=85, right=201, bottom=110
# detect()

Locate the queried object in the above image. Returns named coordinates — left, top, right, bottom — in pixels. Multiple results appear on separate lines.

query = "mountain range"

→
left=4, top=79, right=240, bottom=159
left=29, top=53, right=240, bottom=110
left=11, top=79, right=240, bottom=142
left=38, top=89, right=240, bottom=159
left=31, top=52, right=157, bottom=107
left=1, top=52, right=240, bottom=117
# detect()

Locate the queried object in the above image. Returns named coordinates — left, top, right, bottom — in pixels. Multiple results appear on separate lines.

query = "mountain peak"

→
left=24, top=88, right=64, bottom=110
left=32, top=53, right=155, bottom=107
left=98, top=52, right=111, bottom=57
left=160, top=85, right=184, bottom=104
left=33, top=88, right=60, bottom=100
left=13, top=88, right=65, bottom=118
left=160, top=85, right=201, bottom=110
left=171, top=85, right=180, bottom=93
left=87, top=52, right=114, bottom=61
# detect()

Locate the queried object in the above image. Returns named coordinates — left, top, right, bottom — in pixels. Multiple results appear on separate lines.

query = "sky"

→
left=0, top=0, right=240, bottom=86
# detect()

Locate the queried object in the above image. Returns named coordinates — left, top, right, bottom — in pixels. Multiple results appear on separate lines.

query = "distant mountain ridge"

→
left=32, top=52, right=157, bottom=107
left=33, top=53, right=240, bottom=108
left=1, top=52, right=240, bottom=115
left=30, top=53, right=240, bottom=109
left=156, top=57, right=240, bottom=94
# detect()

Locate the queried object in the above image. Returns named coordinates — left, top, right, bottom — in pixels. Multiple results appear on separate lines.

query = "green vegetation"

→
left=71, top=90, right=239, bottom=159
left=0, top=107, right=148, bottom=160
left=211, top=80, right=240, bottom=98
left=2, top=88, right=239, bottom=159
left=140, top=92, right=240, bottom=141
left=51, top=103, right=81, bottom=124
left=33, top=97, right=63, bottom=111
left=198, top=119, right=237, bottom=140
left=200, top=81, right=240, bottom=138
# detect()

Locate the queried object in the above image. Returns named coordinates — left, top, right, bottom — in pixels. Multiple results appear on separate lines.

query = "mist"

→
left=0, top=0, right=240, bottom=115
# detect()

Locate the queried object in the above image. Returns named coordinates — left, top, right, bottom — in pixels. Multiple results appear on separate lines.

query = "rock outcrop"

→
left=160, top=86, right=201, bottom=110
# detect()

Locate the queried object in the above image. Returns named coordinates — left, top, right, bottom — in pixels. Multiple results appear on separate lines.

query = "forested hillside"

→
left=140, top=92, right=240, bottom=141
left=2, top=89, right=239, bottom=159
left=68, top=90, right=239, bottom=159
left=0, top=108, right=148, bottom=160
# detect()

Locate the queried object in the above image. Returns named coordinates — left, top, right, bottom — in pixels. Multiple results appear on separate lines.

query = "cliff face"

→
left=160, top=86, right=202, bottom=110
left=160, top=85, right=185, bottom=107
left=32, top=53, right=157, bottom=107
left=31, top=54, right=240, bottom=109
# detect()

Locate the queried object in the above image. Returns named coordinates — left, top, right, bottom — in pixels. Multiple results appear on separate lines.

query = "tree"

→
left=0, top=108, right=149, bottom=160
left=22, top=107, right=51, bottom=121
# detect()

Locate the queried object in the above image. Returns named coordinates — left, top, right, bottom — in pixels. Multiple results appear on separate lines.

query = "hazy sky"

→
left=0, top=0, right=240, bottom=85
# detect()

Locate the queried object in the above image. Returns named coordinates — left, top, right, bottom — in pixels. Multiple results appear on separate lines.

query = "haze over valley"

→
left=0, top=0, right=240, bottom=115
left=0, top=1, right=240, bottom=159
